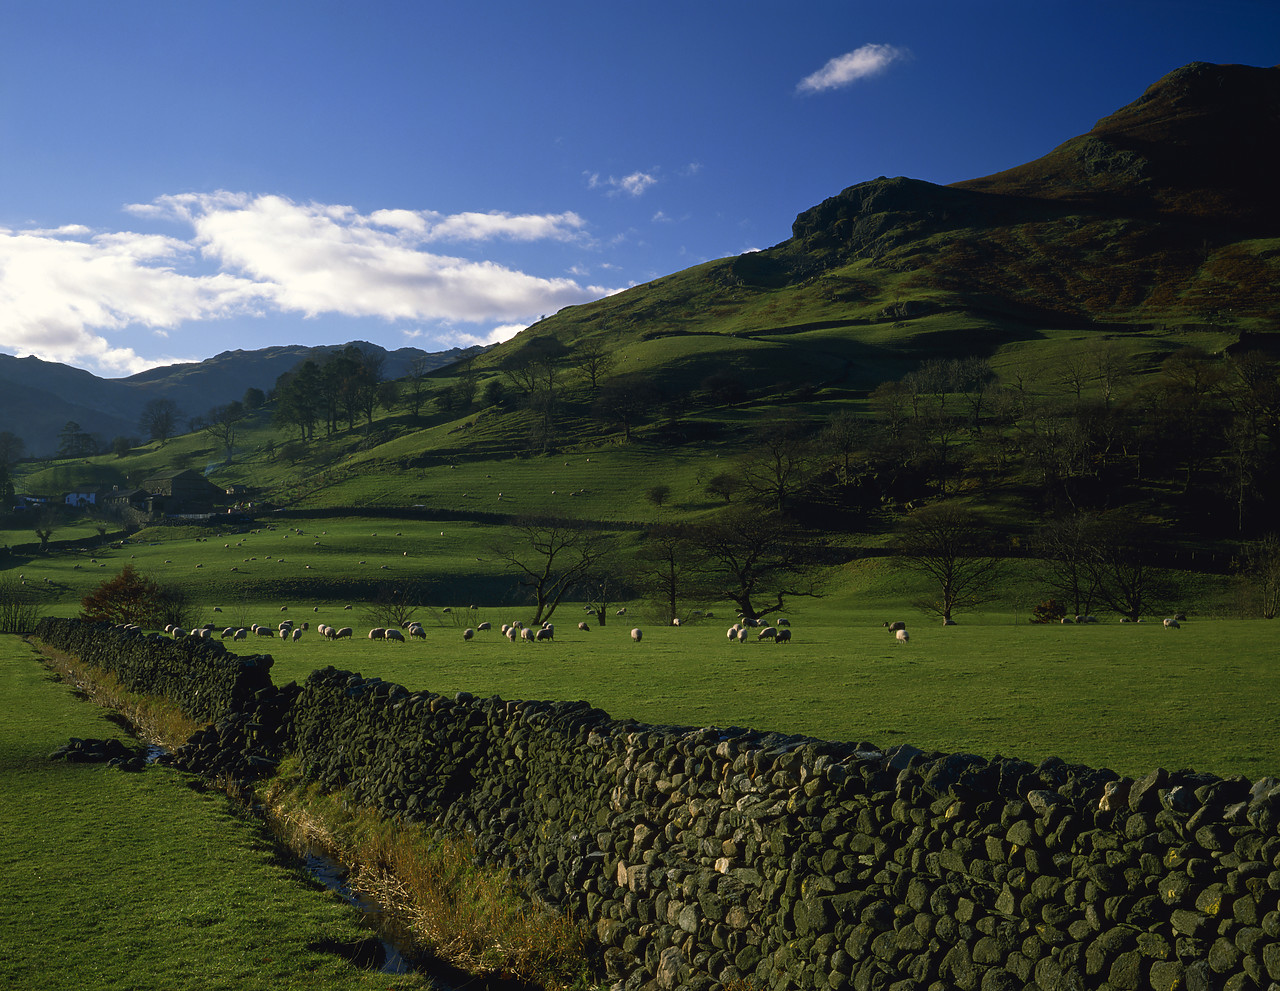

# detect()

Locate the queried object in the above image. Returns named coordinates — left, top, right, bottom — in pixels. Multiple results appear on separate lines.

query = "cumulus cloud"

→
left=797, top=43, right=909, bottom=94
left=0, top=225, right=266, bottom=374
left=1, top=193, right=615, bottom=374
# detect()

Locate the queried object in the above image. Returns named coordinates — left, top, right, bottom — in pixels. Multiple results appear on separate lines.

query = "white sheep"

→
left=520, top=627, right=535, bottom=642
left=409, top=626, right=426, bottom=639
left=477, top=622, right=491, bottom=631
left=368, top=628, right=386, bottom=640
left=463, top=628, right=474, bottom=641
left=335, top=627, right=353, bottom=638
left=757, top=626, right=778, bottom=641
left=616, top=607, right=627, bottom=616
left=896, top=628, right=910, bottom=643
left=671, top=618, right=680, bottom=627
left=631, top=628, right=642, bottom=642
left=1163, top=618, right=1180, bottom=628
left=233, top=628, right=248, bottom=641
left=727, top=625, right=741, bottom=639
left=384, top=628, right=405, bottom=642
left=578, top=621, right=590, bottom=632
left=535, top=627, right=554, bottom=641
left=776, top=618, right=790, bottom=627
left=736, top=628, right=749, bottom=642
left=291, top=628, right=303, bottom=641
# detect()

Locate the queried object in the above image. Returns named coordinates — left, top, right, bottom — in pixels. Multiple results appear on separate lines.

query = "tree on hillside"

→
left=687, top=510, right=822, bottom=620
left=1241, top=533, right=1280, bottom=620
left=242, top=386, right=266, bottom=411
left=1033, top=511, right=1105, bottom=617
left=56, top=421, right=98, bottom=458
left=704, top=471, right=741, bottom=504
left=574, top=337, right=615, bottom=391
left=139, top=398, right=181, bottom=446
left=593, top=373, right=660, bottom=443
left=741, top=415, right=815, bottom=512
left=0, top=430, right=24, bottom=468
left=898, top=503, right=1003, bottom=623
left=495, top=518, right=614, bottom=625
left=273, top=361, right=322, bottom=441
left=110, top=435, right=138, bottom=459
left=401, top=355, right=434, bottom=419
left=203, top=401, right=244, bottom=462
left=1079, top=510, right=1164, bottom=622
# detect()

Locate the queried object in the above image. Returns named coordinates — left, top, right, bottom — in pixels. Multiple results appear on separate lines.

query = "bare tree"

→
left=1241, top=533, right=1280, bottom=620
left=1033, top=512, right=1104, bottom=617
left=203, top=401, right=244, bottom=462
left=688, top=510, right=821, bottom=620
left=898, top=503, right=1003, bottom=622
left=741, top=416, right=814, bottom=512
left=401, top=355, right=434, bottom=419
left=495, top=518, right=613, bottom=625
left=633, top=524, right=700, bottom=625
left=139, top=398, right=181, bottom=446
left=574, top=336, right=615, bottom=391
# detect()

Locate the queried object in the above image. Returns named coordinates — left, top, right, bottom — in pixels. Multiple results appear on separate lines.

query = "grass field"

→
left=0, top=635, right=432, bottom=991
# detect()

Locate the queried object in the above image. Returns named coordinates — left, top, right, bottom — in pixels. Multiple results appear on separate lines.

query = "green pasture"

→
left=0, top=635, right=429, bottom=991
left=180, top=601, right=1277, bottom=784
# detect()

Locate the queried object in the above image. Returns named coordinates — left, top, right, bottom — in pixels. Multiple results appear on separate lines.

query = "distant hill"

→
left=1, top=341, right=481, bottom=456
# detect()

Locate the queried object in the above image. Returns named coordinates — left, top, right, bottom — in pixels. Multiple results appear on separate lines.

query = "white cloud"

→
left=586, top=170, right=659, bottom=197
left=797, top=43, right=909, bottom=94
left=0, top=193, right=617, bottom=374
left=0, top=225, right=266, bottom=374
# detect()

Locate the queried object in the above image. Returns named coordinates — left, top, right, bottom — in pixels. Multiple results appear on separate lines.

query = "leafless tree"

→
left=495, top=518, right=614, bottom=625
left=898, top=503, right=1003, bottom=622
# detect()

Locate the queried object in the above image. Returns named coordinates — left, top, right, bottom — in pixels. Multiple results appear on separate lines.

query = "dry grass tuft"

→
left=32, top=640, right=204, bottom=749
left=259, top=762, right=597, bottom=989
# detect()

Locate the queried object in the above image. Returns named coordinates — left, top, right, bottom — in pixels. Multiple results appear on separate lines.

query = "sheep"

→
left=477, top=622, right=491, bottom=631
left=336, top=628, right=353, bottom=638
left=384, top=628, right=405, bottom=642
left=616, top=607, right=627, bottom=616
left=1163, top=618, right=1180, bottom=628
left=463, top=628, right=474, bottom=641
left=578, top=621, right=590, bottom=632
left=344, top=604, right=353, bottom=610
left=671, top=618, right=681, bottom=627
left=256, top=626, right=275, bottom=637
left=896, top=629, right=910, bottom=643
left=233, top=628, right=248, bottom=641
left=213, top=606, right=222, bottom=613
left=505, top=627, right=518, bottom=641
left=776, top=629, right=792, bottom=644
left=1061, top=617, right=1074, bottom=624
left=409, top=626, right=426, bottom=639
left=535, top=627, right=554, bottom=641
left=520, top=627, right=535, bottom=642
left=776, top=618, right=790, bottom=627
left=368, top=628, right=386, bottom=640
left=631, top=628, right=642, bottom=642
left=221, top=628, right=235, bottom=639
left=727, top=625, right=741, bottom=640
left=885, top=621, right=907, bottom=632
left=280, top=606, right=288, bottom=612
left=291, top=628, right=303, bottom=642
left=757, top=626, right=778, bottom=641
left=736, top=628, right=749, bottom=642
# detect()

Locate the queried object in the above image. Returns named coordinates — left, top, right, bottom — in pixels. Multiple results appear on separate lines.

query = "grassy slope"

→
left=0, top=635, right=429, bottom=991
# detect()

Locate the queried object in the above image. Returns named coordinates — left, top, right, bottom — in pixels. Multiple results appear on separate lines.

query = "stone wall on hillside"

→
left=34, top=617, right=274, bottom=723
left=35, top=621, right=1280, bottom=991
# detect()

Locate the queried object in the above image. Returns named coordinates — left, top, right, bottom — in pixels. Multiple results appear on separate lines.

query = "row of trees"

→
left=273, top=346, right=392, bottom=442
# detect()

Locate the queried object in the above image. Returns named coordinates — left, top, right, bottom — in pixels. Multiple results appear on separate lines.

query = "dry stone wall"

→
left=35, top=620, right=1280, bottom=991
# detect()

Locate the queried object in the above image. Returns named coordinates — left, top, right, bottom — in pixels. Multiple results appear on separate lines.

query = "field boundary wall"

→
left=36, top=620, right=1280, bottom=991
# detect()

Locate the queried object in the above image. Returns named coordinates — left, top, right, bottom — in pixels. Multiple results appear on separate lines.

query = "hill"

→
left=0, top=341, right=482, bottom=456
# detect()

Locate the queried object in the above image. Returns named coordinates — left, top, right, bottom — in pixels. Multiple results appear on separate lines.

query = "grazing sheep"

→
left=671, top=618, right=680, bottom=627
left=776, top=629, right=792, bottom=644
left=221, top=628, right=235, bottom=639
left=291, top=628, right=303, bottom=641
left=280, top=629, right=291, bottom=640
left=736, top=628, right=749, bottom=642
left=776, top=618, right=790, bottom=627
left=1163, top=618, right=1180, bottom=628
left=463, top=628, right=474, bottom=641
left=409, top=626, right=426, bottom=639
left=368, top=628, right=386, bottom=640
left=233, top=628, right=248, bottom=641
left=256, top=626, right=275, bottom=637
left=896, top=628, right=910, bottom=643
left=280, top=606, right=288, bottom=612
left=384, top=628, right=405, bottom=642
left=629, top=627, right=643, bottom=642
left=520, top=627, right=535, bottom=642
left=335, top=627, right=353, bottom=638
left=535, top=627, right=554, bottom=641
left=885, top=621, right=907, bottom=632
left=616, top=607, right=627, bottom=616
left=1061, top=617, right=1074, bottom=624
left=505, top=627, right=518, bottom=641
left=477, top=622, right=491, bottom=631
left=213, top=606, right=222, bottom=613
left=344, top=605, right=352, bottom=610
left=578, top=621, right=590, bottom=632
left=757, top=626, right=778, bottom=641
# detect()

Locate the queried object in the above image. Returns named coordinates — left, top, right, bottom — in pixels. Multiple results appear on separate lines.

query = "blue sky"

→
left=1, top=1, right=1276, bottom=377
